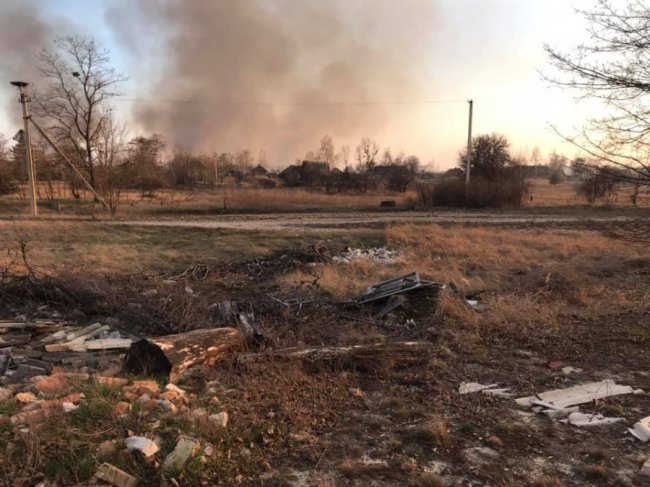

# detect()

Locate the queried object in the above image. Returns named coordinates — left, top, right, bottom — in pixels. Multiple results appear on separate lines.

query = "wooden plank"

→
left=0, top=334, right=32, bottom=346
left=38, top=329, right=70, bottom=345
left=65, top=322, right=103, bottom=342
left=84, top=338, right=132, bottom=350
left=44, top=342, right=75, bottom=352
left=68, top=325, right=110, bottom=343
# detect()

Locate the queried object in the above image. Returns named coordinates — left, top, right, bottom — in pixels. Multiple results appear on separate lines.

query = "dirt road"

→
left=103, top=210, right=639, bottom=232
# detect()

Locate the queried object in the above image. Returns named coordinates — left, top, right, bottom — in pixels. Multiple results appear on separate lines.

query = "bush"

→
left=575, top=167, right=618, bottom=204
left=0, top=174, right=18, bottom=195
left=548, top=171, right=565, bottom=185
left=418, top=175, right=529, bottom=208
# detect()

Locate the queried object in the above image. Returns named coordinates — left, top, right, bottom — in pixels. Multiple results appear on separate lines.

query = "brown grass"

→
left=526, top=178, right=650, bottom=207
left=223, top=188, right=415, bottom=211
left=282, top=223, right=647, bottom=341
left=0, top=221, right=327, bottom=274
left=1, top=184, right=416, bottom=216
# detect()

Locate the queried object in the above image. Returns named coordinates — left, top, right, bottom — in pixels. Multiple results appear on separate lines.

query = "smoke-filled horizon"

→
left=0, top=0, right=599, bottom=168
left=106, top=0, right=442, bottom=165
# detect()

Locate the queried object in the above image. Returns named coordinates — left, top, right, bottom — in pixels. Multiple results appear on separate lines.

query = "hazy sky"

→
left=0, top=0, right=599, bottom=169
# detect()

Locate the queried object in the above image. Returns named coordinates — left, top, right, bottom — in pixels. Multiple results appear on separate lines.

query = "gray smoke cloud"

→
left=107, top=0, right=438, bottom=164
left=0, top=2, right=54, bottom=132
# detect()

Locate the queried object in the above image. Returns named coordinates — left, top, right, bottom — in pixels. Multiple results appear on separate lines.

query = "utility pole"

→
left=11, top=81, right=37, bottom=216
left=465, top=99, right=473, bottom=188
left=213, top=153, right=218, bottom=187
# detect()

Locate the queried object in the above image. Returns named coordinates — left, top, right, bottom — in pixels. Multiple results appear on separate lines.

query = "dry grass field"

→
left=526, top=179, right=650, bottom=207
left=0, top=219, right=648, bottom=485
left=1, top=184, right=417, bottom=218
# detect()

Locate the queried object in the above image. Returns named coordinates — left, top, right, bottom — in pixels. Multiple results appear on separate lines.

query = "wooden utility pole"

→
left=11, top=81, right=37, bottom=216
left=213, top=153, right=219, bottom=187
left=465, top=99, right=473, bottom=188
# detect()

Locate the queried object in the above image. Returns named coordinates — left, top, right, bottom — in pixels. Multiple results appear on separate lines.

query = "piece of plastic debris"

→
left=459, top=382, right=511, bottom=398
left=629, top=416, right=650, bottom=442
left=560, top=412, right=624, bottom=427
left=459, top=382, right=497, bottom=394
left=561, top=366, right=583, bottom=375
left=539, top=406, right=580, bottom=418
left=515, top=380, right=639, bottom=409
left=124, top=436, right=159, bottom=458
left=482, top=388, right=512, bottom=399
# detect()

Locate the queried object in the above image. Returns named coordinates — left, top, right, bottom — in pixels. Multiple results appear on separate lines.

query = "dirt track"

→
left=103, top=210, right=639, bottom=232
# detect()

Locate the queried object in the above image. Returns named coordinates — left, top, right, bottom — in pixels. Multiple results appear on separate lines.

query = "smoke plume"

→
left=0, top=2, right=55, bottom=131
left=108, top=0, right=438, bottom=164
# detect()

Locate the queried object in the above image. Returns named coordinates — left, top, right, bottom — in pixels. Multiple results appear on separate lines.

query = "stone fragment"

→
left=209, top=411, right=228, bottom=427
left=95, top=462, right=137, bottom=487
left=114, top=402, right=131, bottom=415
left=162, top=436, right=200, bottom=472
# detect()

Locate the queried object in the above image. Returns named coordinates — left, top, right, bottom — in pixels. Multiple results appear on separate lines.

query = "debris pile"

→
left=332, top=247, right=400, bottom=265
left=340, top=272, right=485, bottom=327
left=0, top=367, right=226, bottom=485
left=0, top=318, right=132, bottom=384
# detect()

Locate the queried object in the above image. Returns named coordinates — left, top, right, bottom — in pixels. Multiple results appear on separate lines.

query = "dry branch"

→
left=238, top=341, right=432, bottom=371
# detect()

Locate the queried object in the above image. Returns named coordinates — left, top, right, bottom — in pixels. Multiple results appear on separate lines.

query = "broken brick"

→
left=114, top=402, right=131, bottom=415
left=132, top=380, right=160, bottom=394
left=33, top=373, right=69, bottom=394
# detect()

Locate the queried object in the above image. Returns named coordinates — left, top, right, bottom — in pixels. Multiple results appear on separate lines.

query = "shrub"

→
left=0, top=174, right=18, bottom=195
left=418, top=175, right=529, bottom=208
left=548, top=170, right=565, bottom=185
left=575, top=167, right=618, bottom=204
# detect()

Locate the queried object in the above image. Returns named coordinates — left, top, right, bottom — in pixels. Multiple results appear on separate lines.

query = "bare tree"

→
left=545, top=0, right=650, bottom=187
left=0, top=133, right=18, bottom=195
left=35, top=35, right=127, bottom=187
left=96, top=115, right=128, bottom=215
left=317, top=135, right=335, bottom=167
left=355, top=137, right=379, bottom=193
left=338, top=145, right=350, bottom=170
left=457, top=134, right=515, bottom=181
left=235, top=150, right=253, bottom=173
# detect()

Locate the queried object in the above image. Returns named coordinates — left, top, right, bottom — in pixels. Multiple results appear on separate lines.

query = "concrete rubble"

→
left=162, top=435, right=201, bottom=472
left=95, top=463, right=137, bottom=487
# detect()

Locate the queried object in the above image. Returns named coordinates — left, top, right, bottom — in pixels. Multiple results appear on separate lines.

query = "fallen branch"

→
left=238, top=341, right=432, bottom=371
